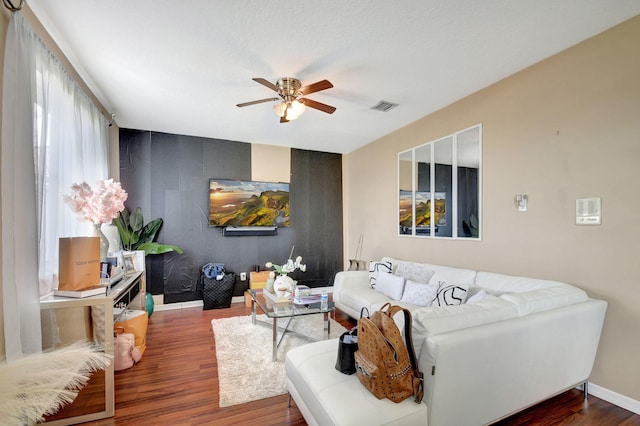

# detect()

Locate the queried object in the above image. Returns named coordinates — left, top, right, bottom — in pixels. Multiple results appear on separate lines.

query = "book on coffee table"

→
left=262, top=288, right=291, bottom=304
left=293, top=295, right=321, bottom=305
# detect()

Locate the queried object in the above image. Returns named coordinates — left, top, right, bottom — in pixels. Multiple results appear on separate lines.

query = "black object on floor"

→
left=203, top=273, right=236, bottom=309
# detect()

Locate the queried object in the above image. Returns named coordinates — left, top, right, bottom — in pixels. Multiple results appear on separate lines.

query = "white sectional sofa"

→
left=286, top=258, right=607, bottom=426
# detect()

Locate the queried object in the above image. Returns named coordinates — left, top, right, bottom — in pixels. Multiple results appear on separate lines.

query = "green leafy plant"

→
left=113, top=207, right=183, bottom=255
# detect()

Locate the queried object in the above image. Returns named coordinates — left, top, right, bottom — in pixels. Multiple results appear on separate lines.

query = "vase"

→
left=274, top=275, right=295, bottom=299
left=266, top=277, right=275, bottom=294
left=93, top=223, right=109, bottom=262
left=101, top=222, right=121, bottom=256
left=146, top=293, right=155, bottom=318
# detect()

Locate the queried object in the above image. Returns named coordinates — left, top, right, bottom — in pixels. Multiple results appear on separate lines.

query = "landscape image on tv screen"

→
left=209, top=179, right=290, bottom=227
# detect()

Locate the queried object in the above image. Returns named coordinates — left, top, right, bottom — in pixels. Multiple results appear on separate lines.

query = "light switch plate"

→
left=576, top=197, right=601, bottom=225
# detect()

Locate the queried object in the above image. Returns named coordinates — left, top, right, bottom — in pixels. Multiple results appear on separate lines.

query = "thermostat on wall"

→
left=576, top=197, right=601, bottom=225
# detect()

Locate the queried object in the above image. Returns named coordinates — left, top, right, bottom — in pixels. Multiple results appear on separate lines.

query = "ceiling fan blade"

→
left=300, top=79, right=333, bottom=95
left=301, top=98, right=336, bottom=114
left=236, top=97, right=279, bottom=107
left=280, top=116, right=289, bottom=123
left=252, top=77, right=280, bottom=93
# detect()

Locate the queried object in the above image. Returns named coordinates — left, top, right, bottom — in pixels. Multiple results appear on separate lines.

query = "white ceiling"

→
left=27, top=1, right=640, bottom=154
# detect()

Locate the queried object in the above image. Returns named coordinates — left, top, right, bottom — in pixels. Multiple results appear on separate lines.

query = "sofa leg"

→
left=583, top=381, right=589, bottom=400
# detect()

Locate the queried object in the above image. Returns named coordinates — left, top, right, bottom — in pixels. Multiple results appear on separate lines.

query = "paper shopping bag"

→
left=115, top=310, right=148, bottom=355
left=58, top=237, right=100, bottom=291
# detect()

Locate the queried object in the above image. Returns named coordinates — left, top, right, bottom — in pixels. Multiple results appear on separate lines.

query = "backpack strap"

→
left=360, top=307, right=370, bottom=319
left=386, top=305, right=424, bottom=403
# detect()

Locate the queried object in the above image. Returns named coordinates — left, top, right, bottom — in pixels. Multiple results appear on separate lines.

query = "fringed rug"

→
left=212, top=314, right=346, bottom=407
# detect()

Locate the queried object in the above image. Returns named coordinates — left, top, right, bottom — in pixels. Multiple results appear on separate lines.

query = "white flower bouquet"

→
left=265, top=246, right=306, bottom=298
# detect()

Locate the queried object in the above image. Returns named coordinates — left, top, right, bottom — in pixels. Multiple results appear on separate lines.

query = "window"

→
left=2, top=12, right=108, bottom=357
left=30, top=24, right=110, bottom=296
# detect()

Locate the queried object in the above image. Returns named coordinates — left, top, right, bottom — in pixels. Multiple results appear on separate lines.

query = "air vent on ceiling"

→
left=371, top=100, right=399, bottom=112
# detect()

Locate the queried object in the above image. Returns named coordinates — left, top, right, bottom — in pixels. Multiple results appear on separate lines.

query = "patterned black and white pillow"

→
left=433, top=281, right=469, bottom=306
left=369, top=260, right=393, bottom=288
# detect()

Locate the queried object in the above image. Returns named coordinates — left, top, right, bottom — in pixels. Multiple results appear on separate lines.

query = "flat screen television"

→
left=209, top=179, right=290, bottom=227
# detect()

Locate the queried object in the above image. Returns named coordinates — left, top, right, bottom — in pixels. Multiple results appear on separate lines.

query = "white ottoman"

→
left=285, top=339, right=429, bottom=426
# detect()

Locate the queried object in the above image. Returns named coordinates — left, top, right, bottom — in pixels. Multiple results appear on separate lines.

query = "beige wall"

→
left=251, top=144, right=291, bottom=183
left=344, top=15, right=640, bottom=400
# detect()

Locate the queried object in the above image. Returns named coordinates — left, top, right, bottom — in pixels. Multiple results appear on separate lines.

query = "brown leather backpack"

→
left=354, top=303, right=424, bottom=403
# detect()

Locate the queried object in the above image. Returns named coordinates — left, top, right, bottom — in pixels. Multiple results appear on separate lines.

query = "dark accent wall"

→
left=119, top=129, right=343, bottom=303
left=289, top=149, right=344, bottom=287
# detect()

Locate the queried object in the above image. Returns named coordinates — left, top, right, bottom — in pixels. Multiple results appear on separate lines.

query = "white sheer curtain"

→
left=34, top=29, right=110, bottom=298
left=2, top=11, right=41, bottom=360
left=2, top=12, right=109, bottom=360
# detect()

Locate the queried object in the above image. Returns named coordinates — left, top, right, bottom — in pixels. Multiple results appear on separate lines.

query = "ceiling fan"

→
left=237, top=77, right=336, bottom=123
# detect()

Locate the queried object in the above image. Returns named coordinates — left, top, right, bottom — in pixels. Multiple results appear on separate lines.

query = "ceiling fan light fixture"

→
left=273, top=102, right=287, bottom=117
left=285, top=100, right=305, bottom=120
left=242, top=77, right=334, bottom=123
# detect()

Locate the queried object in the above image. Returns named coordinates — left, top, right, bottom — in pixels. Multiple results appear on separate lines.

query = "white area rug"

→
left=212, top=314, right=346, bottom=407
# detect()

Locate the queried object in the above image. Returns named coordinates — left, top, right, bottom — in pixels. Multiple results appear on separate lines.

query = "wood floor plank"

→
left=73, top=303, right=638, bottom=426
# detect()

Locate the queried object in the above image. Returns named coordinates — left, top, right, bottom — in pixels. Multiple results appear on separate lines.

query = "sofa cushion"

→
left=400, top=280, right=438, bottom=307
left=374, top=272, right=405, bottom=300
left=412, top=298, right=519, bottom=339
left=475, top=271, right=568, bottom=293
left=474, top=271, right=588, bottom=316
left=286, top=339, right=429, bottom=426
left=432, top=282, right=469, bottom=306
left=383, top=258, right=477, bottom=288
left=500, top=286, right=588, bottom=316
left=395, top=262, right=435, bottom=284
left=369, top=260, right=393, bottom=288
left=339, top=281, right=391, bottom=315
left=466, top=289, right=498, bottom=304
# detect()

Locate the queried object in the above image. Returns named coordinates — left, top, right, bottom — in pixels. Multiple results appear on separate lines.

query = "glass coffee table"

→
left=248, top=289, right=336, bottom=361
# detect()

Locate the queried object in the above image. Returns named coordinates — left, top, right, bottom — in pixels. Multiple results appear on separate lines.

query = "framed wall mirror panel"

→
left=398, top=124, right=482, bottom=239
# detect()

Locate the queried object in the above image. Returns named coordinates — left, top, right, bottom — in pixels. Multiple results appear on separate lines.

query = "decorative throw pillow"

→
left=369, top=260, right=393, bottom=288
left=395, top=262, right=435, bottom=284
left=374, top=273, right=405, bottom=300
left=466, top=285, right=483, bottom=300
left=466, top=289, right=498, bottom=304
left=433, top=281, right=469, bottom=306
left=400, top=280, right=438, bottom=307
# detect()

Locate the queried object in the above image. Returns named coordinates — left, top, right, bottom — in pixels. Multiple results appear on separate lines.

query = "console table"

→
left=39, top=270, right=145, bottom=424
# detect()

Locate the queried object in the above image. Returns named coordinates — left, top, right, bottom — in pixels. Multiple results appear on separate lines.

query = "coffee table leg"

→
left=272, top=318, right=278, bottom=361
left=324, top=311, right=330, bottom=338
left=251, top=297, right=256, bottom=325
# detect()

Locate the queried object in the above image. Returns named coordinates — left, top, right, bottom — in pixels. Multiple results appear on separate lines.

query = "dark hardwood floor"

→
left=77, top=303, right=639, bottom=426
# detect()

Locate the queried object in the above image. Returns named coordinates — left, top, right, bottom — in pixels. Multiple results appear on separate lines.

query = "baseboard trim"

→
left=152, top=289, right=334, bottom=312
left=589, top=383, right=640, bottom=415
left=154, top=296, right=248, bottom=310
left=154, top=300, right=204, bottom=311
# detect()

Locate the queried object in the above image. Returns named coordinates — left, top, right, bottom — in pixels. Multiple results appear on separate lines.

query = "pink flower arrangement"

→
left=66, top=179, right=128, bottom=224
